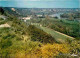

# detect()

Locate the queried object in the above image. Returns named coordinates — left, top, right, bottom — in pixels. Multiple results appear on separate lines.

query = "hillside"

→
left=0, top=10, right=58, bottom=57
left=0, top=7, right=80, bottom=58
left=33, top=23, right=75, bottom=43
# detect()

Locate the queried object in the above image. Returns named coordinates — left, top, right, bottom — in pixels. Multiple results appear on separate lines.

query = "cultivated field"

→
left=32, top=23, right=75, bottom=43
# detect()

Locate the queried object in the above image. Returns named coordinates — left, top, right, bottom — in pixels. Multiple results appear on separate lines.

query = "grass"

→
left=29, top=18, right=79, bottom=43
left=34, top=24, right=75, bottom=43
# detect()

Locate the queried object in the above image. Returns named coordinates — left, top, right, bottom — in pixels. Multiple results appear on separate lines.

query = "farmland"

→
left=29, top=18, right=80, bottom=40
left=31, top=23, right=75, bottom=43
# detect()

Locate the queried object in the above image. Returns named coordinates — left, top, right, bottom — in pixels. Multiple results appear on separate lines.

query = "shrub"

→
left=28, top=25, right=55, bottom=44
left=0, top=39, right=12, bottom=49
left=41, top=44, right=70, bottom=58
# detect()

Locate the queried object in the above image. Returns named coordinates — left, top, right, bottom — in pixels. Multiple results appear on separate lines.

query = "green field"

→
left=33, top=23, right=75, bottom=43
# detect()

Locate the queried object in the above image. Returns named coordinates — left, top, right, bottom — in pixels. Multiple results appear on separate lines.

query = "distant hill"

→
left=2, top=7, right=19, bottom=17
left=1, top=7, right=80, bottom=17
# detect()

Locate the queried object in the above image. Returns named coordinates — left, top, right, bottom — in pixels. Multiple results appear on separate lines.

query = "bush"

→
left=28, top=25, right=55, bottom=44
left=0, top=39, right=12, bottom=49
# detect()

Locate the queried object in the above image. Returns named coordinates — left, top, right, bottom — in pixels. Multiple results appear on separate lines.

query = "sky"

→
left=0, top=0, right=79, bottom=8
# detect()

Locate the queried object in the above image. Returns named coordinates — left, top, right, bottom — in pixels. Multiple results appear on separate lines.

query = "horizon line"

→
left=0, top=6, right=80, bottom=9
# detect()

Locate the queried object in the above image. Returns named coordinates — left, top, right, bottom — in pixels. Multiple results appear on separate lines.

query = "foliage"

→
left=28, top=25, right=55, bottom=44
left=39, top=18, right=80, bottom=39
left=70, top=40, right=80, bottom=54
left=0, top=39, right=12, bottom=49
left=60, top=13, right=80, bottom=20
left=16, top=43, right=70, bottom=58
left=40, top=44, right=70, bottom=58
left=0, top=9, right=80, bottom=58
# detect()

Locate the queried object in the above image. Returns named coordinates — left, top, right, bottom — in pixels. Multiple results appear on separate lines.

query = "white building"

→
left=22, top=17, right=32, bottom=22
left=11, top=8, right=16, bottom=11
left=37, top=15, right=42, bottom=17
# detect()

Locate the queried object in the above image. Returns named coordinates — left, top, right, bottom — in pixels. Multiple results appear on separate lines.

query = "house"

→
left=37, top=15, right=42, bottom=17
left=22, top=17, right=32, bottom=22
left=11, top=8, right=16, bottom=11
